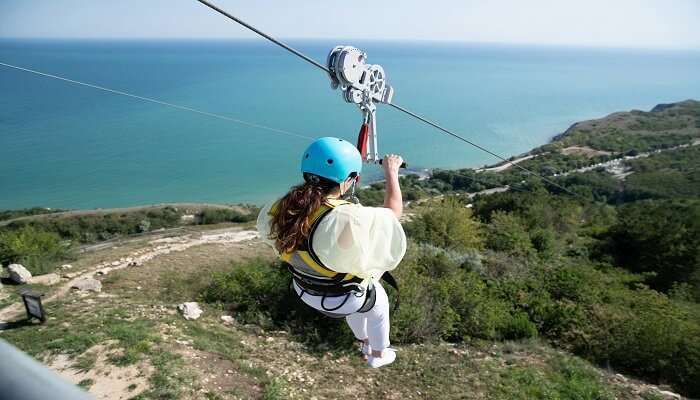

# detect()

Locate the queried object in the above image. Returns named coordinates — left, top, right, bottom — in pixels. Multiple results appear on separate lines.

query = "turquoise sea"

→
left=1, top=39, right=699, bottom=209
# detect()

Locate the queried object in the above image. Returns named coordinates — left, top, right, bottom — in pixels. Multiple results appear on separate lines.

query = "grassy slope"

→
left=0, top=232, right=669, bottom=400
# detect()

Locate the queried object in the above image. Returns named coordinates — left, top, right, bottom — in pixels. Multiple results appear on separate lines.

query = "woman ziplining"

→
left=257, top=137, right=407, bottom=368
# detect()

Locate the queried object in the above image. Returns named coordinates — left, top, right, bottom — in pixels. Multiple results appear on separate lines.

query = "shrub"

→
left=606, top=199, right=700, bottom=299
left=0, top=225, right=69, bottom=275
left=404, top=197, right=483, bottom=251
left=201, top=258, right=354, bottom=347
left=485, top=211, right=534, bottom=257
left=196, top=208, right=256, bottom=225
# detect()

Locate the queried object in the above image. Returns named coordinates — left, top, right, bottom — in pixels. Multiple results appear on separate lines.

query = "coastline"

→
left=2, top=99, right=698, bottom=211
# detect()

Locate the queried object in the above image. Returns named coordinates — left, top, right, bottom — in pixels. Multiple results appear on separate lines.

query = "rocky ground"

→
left=0, top=224, right=689, bottom=399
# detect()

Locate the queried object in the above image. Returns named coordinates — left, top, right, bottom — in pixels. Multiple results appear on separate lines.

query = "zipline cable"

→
left=0, top=61, right=314, bottom=141
left=195, top=0, right=330, bottom=74
left=193, top=0, right=587, bottom=200
left=386, top=103, right=583, bottom=198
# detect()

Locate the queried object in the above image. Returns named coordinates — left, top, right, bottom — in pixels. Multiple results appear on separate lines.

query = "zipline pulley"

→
left=326, top=46, right=395, bottom=165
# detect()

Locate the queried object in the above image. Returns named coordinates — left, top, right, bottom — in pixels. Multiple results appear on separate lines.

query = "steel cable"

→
left=194, top=0, right=587, bottom=200
left=0, top=61, right=314, bottom=141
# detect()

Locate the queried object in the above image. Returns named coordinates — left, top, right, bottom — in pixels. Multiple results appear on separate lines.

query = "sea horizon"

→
left=1, top=39, right=699, bottom=209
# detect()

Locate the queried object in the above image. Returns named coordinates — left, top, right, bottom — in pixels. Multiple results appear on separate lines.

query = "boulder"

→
left=60, top=264, right=73, bottom=270
left=220, top=315, right=235, bottom=324
left=29, top=273, right=61, bottom=286
left=71, top=277, right=102, bottom=293
left=8, top=264, right=32, bottom=284
left=177, top=302, right=203, bottom=320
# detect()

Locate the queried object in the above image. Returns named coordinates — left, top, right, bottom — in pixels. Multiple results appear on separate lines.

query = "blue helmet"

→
left=301, top=137, right=362, bottom=183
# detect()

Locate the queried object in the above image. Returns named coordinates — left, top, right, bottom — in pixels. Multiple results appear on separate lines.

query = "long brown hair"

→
left=270, top=173, right=340, bottom=253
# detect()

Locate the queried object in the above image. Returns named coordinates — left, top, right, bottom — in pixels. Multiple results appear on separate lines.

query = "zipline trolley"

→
left=326, top=46, right=395, bottom=165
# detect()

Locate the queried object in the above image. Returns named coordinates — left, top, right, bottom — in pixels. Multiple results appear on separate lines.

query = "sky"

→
left=1, top=0, right=699, bottom=49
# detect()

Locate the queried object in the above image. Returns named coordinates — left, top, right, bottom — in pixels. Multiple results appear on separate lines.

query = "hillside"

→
left=1, top=100, right=699, bottom=400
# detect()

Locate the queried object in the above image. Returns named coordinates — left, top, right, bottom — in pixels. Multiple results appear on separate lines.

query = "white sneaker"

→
left=367, top=348, right=396, bottom=368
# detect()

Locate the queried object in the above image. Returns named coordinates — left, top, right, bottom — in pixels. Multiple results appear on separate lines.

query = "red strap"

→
left=355, top=123, right=369, bottom=183
left=357, top=123, right=369, bottom=161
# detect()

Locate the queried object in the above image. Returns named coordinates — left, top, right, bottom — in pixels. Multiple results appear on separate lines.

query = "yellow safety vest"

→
left=271, top=199, right=358, bottom=283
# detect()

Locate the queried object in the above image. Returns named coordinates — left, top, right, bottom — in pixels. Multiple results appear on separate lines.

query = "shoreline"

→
left=3, top=99, right=697, bottom=212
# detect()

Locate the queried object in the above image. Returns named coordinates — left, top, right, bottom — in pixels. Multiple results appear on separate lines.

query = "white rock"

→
left=220, top=315, right=234, bottom=324
left=111, top=261, right=121, bottom=266
left=60, top=264, right=73, bottom=270
left=657, top=390, right=681, bottom=400
left=64, top=272, right=80, bottom=279
left=71, top=277, right=102, bottom=293
left=29, top=273, right=60, bottom=286
left=7, top=264, right=32, bottom=284
left=96, top=267, right=112, bottom=276
left=177, top=302, right=203, bottom=320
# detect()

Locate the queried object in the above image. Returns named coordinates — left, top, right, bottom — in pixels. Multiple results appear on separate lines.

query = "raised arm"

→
left=382, top=154, right=404, bottom=219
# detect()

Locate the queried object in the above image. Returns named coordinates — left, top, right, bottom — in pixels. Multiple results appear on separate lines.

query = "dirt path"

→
left=0, top=227, right=258, bottom=321
left=476, top=154, right=537, bottom=173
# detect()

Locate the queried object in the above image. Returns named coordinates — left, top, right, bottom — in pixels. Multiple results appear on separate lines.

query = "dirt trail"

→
left=476, top=154, right=537, bottom=173
left=0, top=228, right=258, bottom=321
left=47, top=343, right=152, bottom=400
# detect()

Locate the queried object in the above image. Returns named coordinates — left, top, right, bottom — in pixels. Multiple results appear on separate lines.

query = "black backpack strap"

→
left=381, top=271, right=400, bottom=313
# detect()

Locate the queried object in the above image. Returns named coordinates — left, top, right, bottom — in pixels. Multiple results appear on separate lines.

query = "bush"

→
left=485, top=211, right=534, bottom=257
left=201, top=258, right=354, bottom=347
left=0, top=225, right=69, bottom=275
left=404, top=197, right=483, bottom=251
left=606, top=199, right=700, bottom=299
left=392, top=244, right=512, bottom=342
left=1, top=206, right=185, bottom=243
left=196, top=208, right=256, bottom=225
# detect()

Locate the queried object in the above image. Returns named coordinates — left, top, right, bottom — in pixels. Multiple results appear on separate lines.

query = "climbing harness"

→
left=271, top=198, right=400, bottom=317
left=275, top=199, right=371, bottom=317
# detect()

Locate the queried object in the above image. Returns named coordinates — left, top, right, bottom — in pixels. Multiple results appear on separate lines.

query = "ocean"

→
left=1, top=39, right=699, bottom=209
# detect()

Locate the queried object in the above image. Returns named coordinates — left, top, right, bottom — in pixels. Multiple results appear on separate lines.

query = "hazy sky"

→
left=1, top=0, right=699, bottom=49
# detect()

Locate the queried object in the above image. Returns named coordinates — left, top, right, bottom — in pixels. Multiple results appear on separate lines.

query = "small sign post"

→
left=19, top=289, right=46, bottom=323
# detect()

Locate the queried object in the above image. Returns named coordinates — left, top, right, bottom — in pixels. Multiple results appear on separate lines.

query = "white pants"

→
left=293, top=281, right=391, bottom=350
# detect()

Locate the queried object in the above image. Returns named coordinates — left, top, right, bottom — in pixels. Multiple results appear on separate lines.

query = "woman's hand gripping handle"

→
left=382, top=154, right=404, bottom=219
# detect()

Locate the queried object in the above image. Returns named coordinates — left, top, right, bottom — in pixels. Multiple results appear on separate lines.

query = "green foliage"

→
left=0, top=205, right=257, bottom=244
left=404, top=197, right=483, bottom=251
left=262, top=379, right=286, bottom=400
left=1, top=206, right=184, bottom=243
left=356, top=174, right=436, bottom=206
left=622, top=146, right=700, bottom=201
left=606, top=199, right=700, bottom=299
left=196, top=208, right=257, bottom=225
left=0, top=225, right=69, bottom=275
left=489, top=355, right=614, bottom=400
left=106, top=320, right=158, bottom=366
left=485, top=212, right=534, bottom=257
left=392, top=244, right=513, bottom=342
left=0, top=207, right=65, bottom=222
left=201, top=258, right=354, bottom=347
left=77, top=379, right=95, bottom=390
